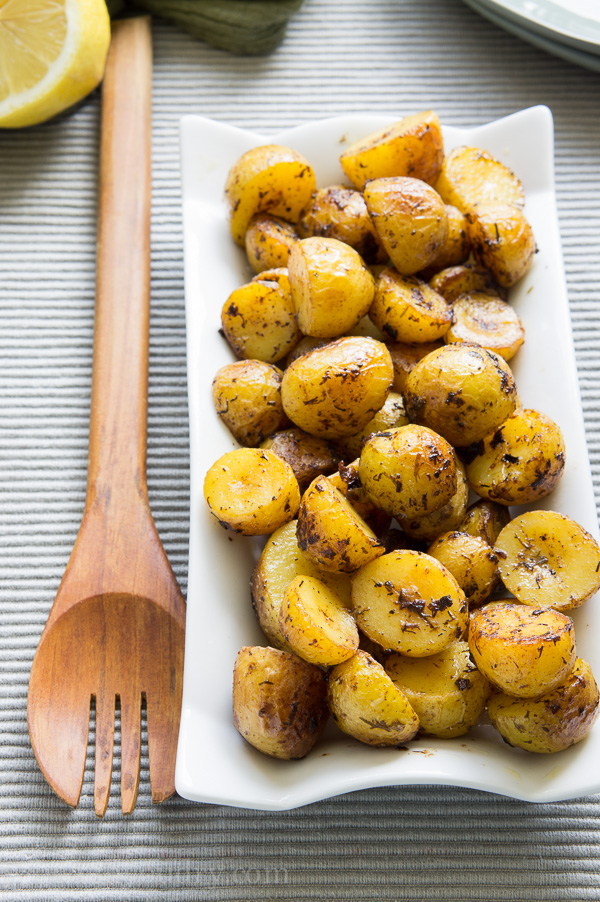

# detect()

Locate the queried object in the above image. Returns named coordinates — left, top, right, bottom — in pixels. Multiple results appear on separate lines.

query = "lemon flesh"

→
left=0, top=0, right=111, bottom=128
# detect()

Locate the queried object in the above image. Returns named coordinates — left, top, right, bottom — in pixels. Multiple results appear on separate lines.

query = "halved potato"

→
left=398, top=459, right=469, bottom=542
left=296, top=475, right=384, bottom=573
left=458, top=499, right=510, bottom=546
left=204, top=448, right=300, bottom=536
left=494, top=510, right=600, bottom=611
left=221, top=279, right=301, bottom=364
left=279, top=575, right=359, bottom=666
left=297, top=185, right=385, bottom=263
left=468, top=602, right=576, bottom=698
left=370, top=268, right=452, bottom=343
left=428, top=531, right=499, bottom=608
left=434, top=145, right=525, bottom=214
left=225, top=144, right=316, bottom=245
left=429, top=262, right=508, bottom=303
left=385, top=640, right=490, bottom=738
left=351, top=550, right=468, bottom=657
left=212, top=359, right=287, bottom=447
left=445, top=291, right=525, bottom=360
left=336, top=391, right=409, bottom=460
left=251, top=266, right=291, bottom=292
left=339, top=110, right=444, bottom=190
left=261, top=427, right=340, bottom=491
left=328, top=461, right=392, bottom=536
left=364, top=177, right=448, bottom=275
left=245, top=213, right=298, bottom=273
left=327, top=650, right=420, bottom=746
left=467, top=202, right=535, bottom=288
left=487, top=658, right=599, bottom=753
left=387, top=340, right=444, bottom=393
left=233, top=646, right=328, bottom=759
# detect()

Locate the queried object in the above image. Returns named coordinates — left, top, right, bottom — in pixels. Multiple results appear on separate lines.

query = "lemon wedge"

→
left=0, top=0, right=111, bottom=128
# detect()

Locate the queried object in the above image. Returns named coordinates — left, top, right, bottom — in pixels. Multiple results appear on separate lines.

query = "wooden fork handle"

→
left=88, top=17, right=152, bottom=506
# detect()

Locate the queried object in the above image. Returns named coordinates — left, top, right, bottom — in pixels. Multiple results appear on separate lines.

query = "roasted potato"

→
left=387, top=340, right=444, bottom=393
left=428, top=531, right=499, bottom=608
left=468, top=602, right=576, bottom=698
left=281, top=336, right=393, bottom=439
left=340, top=110, right=444, bottom=190
left=297, top=185, right=385, bottom=263
left=204, top=448, right=300, bottom=535
left=212, top=359, right=287, bottom=447
left=467, top=202, right=535, bottom=288
left=251, top=266, right=291, bottom=292
left=434, top=145, right=525, bottom=214
left=429, top=262, right=508, bottom=303
left=296, top=475, right=384, bottom=573
left=487, top=658, right=599, bottom=753
left=336, top=390, right=409, bottom=460
left=420, top=204, right=470, bottom=276
left=233, top=646, right=329, bottom=758
left=458, top=499, right=510, bottom=546
left=279, top=575, right=359, bottom=666
left=261, top=427, right=340, bottom=491
left=494, top=511, right=600, bottom=611
left=351, top=549, right=468, bottom=657
left=398, top=459, right=469, bottom=542
left=245, top=213, right=298, bottom=273
left=221, top=278, right=301, bottom=364
left=385, top=640, right=490, bottom=738
left=327, top=650, right=420, bottom=746
left=445, top=291, right=525, bottom=360
left=285, top=335, right=328, bottom=367
left=359, top=424, right=458, bottom=518
left=328, top=461, right=392, bottom=536
left=364, top=177, right=448, bottom=275
left=251, top=519, right=351, bottom=650
left=288, top=236, right=375, bottom=338
left=464, top=408, right=565, bottom=505
left=403, top=343, right=518, bottom=446
left=369, top=268, right=452, bottom=343
left=225, top=144, right=316, bottom=246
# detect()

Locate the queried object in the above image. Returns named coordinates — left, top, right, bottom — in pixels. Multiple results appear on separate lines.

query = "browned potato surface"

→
left=297, top=185, right=385, bottom=262
left=420, top=204, right=470, bottom=276
left=370, top=268, right=452, bottom=343
left=336, top=391, right=409, bottom=460
left=233, top=646, right=328, bottom=758
left=327, top=650, right=420, bottom=746
left=221, top=279, right=301, bottom=364
left=445, top=291, right=525, bottom=360
left=487, top=658, right=599, bottom=753
left=213, top=359, right=287, bottom=447
left=261, top=427, right=340, bottom=491
left=468, top=602, right=576, bottom=698
left=281, top=336, right=393, bottom=439
left=467, top=202, right=535, bottom=287
left=328, top=462, right=392, bottom=536
left=364, top=177, right=448, bottom=275
left=387, top=340, right=443, bottom=393
left=204, top=448, right=300, bottom=536
left=429, top=262, right=508, bottom=303
left=340, top=110, right=444, bottom=190
left=427, top=531, right=499, bottom=608
left=245, top=214, right=298, bottom=273
left=434, top=145, right=525, bottom=214
left=279, top=575, right=359, bottom=666
left=458, top=499, right=510, bottom=546
left=398, top=459, right=468, bottom=542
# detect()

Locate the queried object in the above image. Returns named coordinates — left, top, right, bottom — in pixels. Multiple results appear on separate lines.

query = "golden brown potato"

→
left=225, top=144, right=316, bottom=246
left=468, top=602, right=576, bottom=698
left=434, top=145, right=525, bottom=214
left=261, top=427, right=340, bottom=491
left=279, top=575, right=359, bottom=666
left=251, top=266, right=291, bottom=292
left=296, top=475, right=384, bottom=573
left=398, top=460, right=468, bottom=542
left=385, top=640, right=490, bottom=738
left=327, top=650, right=420, bottom=746
left=346, top=314, right=388, bottom=343
left=494, top=510, right=600, bottom=612
left=336, top=391, right=409, bottom=460
left=429, top=262, right=508, bottom=303
left=387, top=340, right=444, bottom=393
left=351, top=550, right=468, bottom=657
left=284, top=335, right=328, bottom=367
left=340, top=110, right=444, bottom=190
left=467, top=203, right=535, bottom=288
left=464, top=408, right=565, bottom=505
left=251, top=519, right=351, bottom=650
left=212, top=360, right=287, bottom=447
left=328, top=462, right=392, bottom=536
left=445, top=291, right=525, bottom=360
left=281, top=336, right=393, bottom=439
left=359, top=424, right=458, bottom=518
left=458, top=499, right=510, bottom=546
left=245, top=214, right=298, bottom=273
left=288, top=236, right=375, bottom=338
left=364, top=177, right=448, bottom=275
left=369, top=268, right=452, bottom=343
left=420, top=204, right=470, bottom=276
left=233, top=646, right=328, bottom=759
left=221, top=279, right=301, bottom=364
left=403, top=343, right=518, bottom=446
left=427, top=531, right=499, bottom=608
left=487, top=658, right=599, bottom=753
left=204, top=448, right=300, bottom=536
left=297, top=185, right=385, bottom=263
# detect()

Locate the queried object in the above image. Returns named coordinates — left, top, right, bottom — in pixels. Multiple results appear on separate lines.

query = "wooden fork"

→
left=27, top=16, right=186, bottom=818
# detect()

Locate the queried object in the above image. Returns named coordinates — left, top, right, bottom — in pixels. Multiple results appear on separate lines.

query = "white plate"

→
left=464, top=0, right=600, bottom=55
left=464, top=0, right=600, bottom=72
left=176, top=106, right=600, bottom=810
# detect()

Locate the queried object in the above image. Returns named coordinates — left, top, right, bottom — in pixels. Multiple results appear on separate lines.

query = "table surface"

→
left=1, top=0, right=600, bottom=899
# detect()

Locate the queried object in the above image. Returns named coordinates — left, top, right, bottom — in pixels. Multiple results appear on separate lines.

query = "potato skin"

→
left=213, top=360, right=287, bottom=447
left=281, top=336, right=393, bottom=439
left=297, top=185, right=385, bottom=263
left=420, top=204, right=470, bottom=276
left=336, top=391, right=409, bottom=461
left=458, top=499, right=510, bottom=546
left=370, top=268, right=451, bottom=344
left=403, top=343, right=518, bottom=447
left=221, top=279, right=301, bottom=364
left=398, top=459, right=469, bottom=542
left=387, top=340, right=443, bottom=393
left=427, top=530, right=499, bottom=608
left=467, top=202, right=535, bottom=288
left=233, top=646, right=329, bottom=759
left=261, top=427, right=340, bottom=491
left=245, top=213, right=298, bottom=273
left=487, top=658, right=599, bottom=754
left=468, top=602, right=576, bottom=698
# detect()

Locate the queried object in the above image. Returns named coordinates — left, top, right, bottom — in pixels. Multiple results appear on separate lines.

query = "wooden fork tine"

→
left=120, top=689, right=142, bottom=815
left=147, top=688, right=180, bottom=804
left=94, top=693, right=115, bottom=818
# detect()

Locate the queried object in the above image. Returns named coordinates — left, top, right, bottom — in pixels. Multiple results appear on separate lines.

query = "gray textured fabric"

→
left=1, top=0, right=600, bottom=898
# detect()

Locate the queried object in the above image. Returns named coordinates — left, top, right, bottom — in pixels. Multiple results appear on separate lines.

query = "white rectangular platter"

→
left=176, top=106, right=600, bottom=810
